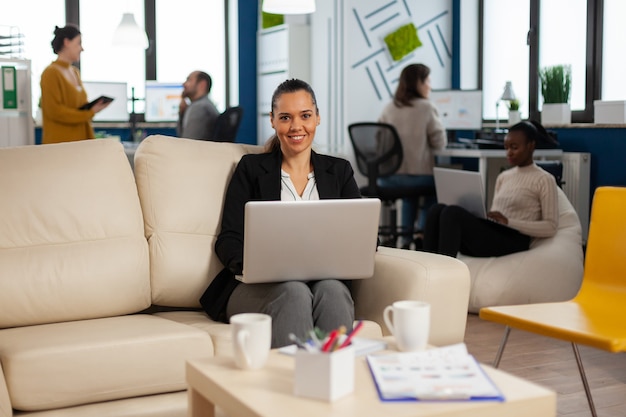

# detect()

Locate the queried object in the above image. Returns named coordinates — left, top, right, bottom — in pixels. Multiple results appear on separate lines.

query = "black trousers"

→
left=423, top=204, right=531, bottom=258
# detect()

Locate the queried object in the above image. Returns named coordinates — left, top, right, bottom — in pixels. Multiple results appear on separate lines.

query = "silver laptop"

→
left=236, top=198, right=381, bottom=283
left=433, top=167, right=487, bottom=218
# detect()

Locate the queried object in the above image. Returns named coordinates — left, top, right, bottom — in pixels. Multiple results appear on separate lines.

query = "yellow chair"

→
left=479, top=186, right=626, bottom=417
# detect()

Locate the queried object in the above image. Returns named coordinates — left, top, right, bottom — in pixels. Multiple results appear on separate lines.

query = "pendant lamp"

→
left=112, top=13, right=149, bottom=49
left=262, top=0, right=316, bottom=14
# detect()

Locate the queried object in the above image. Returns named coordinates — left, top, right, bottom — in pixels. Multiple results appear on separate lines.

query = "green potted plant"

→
left=507, top=99, right=521, bottom=125
left=539, top=64, right=572, bottom=125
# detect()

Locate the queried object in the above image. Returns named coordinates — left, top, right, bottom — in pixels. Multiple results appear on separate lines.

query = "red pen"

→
left=321, top=329, right=338, bottom=352
left=339, top=320, right=364, bottom=349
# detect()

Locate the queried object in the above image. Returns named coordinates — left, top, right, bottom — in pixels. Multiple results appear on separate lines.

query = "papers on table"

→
left=367, top=343, right=504, bottom=402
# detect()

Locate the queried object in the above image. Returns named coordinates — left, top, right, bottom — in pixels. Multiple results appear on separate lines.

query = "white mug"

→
left=230, top=313, right=272, bottom=370
left=383, top=300, right=430, bottom=351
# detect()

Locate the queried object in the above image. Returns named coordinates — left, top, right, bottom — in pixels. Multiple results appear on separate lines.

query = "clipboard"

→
left=366, top=343, right=505, bottom=402
left=79, top=95, right=114, bottom=110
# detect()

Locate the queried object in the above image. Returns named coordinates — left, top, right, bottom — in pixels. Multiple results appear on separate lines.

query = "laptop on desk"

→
left=433, top=167, right=488, bottom=218
left=236, top=198, right=381, bottom=284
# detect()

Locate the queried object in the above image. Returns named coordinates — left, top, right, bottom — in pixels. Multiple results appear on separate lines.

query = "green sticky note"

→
left=384, top=23, right=422, bottom=62
left=262, top=12, right=284, bottom=29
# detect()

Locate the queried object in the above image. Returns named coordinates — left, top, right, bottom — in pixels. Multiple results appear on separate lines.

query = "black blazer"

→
left=200, top=148, right=362, bottom=322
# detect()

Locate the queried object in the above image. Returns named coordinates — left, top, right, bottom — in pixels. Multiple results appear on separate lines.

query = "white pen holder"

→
left=293, top=345, right=355, bottom=402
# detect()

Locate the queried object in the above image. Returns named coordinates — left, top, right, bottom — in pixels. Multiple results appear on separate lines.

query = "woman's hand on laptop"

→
left=487, top=211, right=508, bottom=225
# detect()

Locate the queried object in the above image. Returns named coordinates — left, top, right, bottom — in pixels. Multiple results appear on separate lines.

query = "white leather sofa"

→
left=0, top=135, right=470, bottom=417
left=460, top=187, right=584, bottom=313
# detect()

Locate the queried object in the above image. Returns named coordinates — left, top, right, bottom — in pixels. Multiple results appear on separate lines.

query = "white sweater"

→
left=378, top=98, right=447, bottom=175
left=490, top=163, right=559, bottom=238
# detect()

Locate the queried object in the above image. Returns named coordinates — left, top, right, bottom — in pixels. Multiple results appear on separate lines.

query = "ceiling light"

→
left=262, top=0, right=316, bottom=15
left=112, top=13, right=149, bottom=49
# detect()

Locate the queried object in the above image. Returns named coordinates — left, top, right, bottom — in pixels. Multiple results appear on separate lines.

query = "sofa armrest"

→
left=352, top=247, right=470, bottom=347
left=0, top=361, right=12, bottom=417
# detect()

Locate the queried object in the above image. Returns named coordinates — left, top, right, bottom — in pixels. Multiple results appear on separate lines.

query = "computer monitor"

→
left=82, top=81, right=129, bottom=122
left=430, top=90, right=483, bottom=130
left=144, top=81, right=183, bottom=122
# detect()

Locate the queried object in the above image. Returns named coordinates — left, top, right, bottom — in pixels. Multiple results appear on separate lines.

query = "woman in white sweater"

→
left=423, top=120, right=559, bottom=257
left=378, top=63, right=447, bottom=248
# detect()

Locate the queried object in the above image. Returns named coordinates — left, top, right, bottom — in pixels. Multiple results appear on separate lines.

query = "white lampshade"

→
left=262, top=0, right=316, bottom=14
left=112, top=13, right=149, bottom=49
left=500, top=81, right=516, bottom=101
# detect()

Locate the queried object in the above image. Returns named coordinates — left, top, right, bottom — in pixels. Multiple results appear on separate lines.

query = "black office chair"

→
left=210, top=106, right=243, bottom=142
left=348, top=122, right=436, bottom=248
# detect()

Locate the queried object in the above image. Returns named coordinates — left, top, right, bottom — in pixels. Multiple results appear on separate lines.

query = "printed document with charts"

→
left=367, top=343, right=504, bottom=402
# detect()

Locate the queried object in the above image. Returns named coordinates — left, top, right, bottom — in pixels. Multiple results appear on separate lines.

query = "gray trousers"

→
left=226, top=280, right=354, bottom=348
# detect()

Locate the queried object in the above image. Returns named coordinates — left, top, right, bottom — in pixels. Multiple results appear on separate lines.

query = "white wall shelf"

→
left=1, top=57, right=33, bottom=147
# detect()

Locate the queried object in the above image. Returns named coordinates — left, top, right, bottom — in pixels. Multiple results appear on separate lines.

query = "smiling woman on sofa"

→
left=0, top=125, right=472, bottom=415
left=200, top=79, right=362, bottom=348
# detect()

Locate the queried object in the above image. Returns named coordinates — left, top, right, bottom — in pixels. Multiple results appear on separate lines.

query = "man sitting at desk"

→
left=177, top=71, right=219, bottom=140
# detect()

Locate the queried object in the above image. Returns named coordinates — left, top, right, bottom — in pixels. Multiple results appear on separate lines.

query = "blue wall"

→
left=236, top=1, right=258, bottom=145
left=554, top=128, right=626, bottom=196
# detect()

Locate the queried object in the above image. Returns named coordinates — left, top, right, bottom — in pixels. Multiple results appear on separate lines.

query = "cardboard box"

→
left=594, top=100, right=626, bottom=124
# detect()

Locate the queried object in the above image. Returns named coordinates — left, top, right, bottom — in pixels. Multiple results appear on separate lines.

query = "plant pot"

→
left=541, top=103, right=571, bottom=125
left=508, top=110, right=521, bottom=125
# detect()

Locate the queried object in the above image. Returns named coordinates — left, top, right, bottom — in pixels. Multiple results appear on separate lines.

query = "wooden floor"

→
left=463, top=313, right=626, bottom=417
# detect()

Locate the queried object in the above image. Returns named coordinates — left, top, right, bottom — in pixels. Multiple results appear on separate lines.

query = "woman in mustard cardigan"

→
left=40, top=25, right=111, bottom=144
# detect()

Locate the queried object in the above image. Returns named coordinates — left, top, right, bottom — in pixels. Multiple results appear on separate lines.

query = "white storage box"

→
left=594, top=100, right=626, bottom=124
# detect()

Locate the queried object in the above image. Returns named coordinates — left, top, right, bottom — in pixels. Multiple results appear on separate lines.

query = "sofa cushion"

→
left=134, top=136, right=262, bottom=308
left=153, top=311, right=233, bottom=357
left=0, top=315, right=213, bottom=411
left=459, top=187, right=584, bottom=312
left=0, top=140, right=151, bottom=328
left=2, top=392, right=188, bottom=417
left=354, top=247, right=470, bottom=346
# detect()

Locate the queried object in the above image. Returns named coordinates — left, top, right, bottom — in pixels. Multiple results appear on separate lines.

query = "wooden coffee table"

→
left=186, top=349, right=555, bottom=417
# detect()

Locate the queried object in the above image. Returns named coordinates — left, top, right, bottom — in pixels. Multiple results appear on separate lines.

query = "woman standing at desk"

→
left=378, top=63, right=447, bottom=249
left=423, top=120, right=559, bottom=258
left=40, top=25, right=110, bottom=144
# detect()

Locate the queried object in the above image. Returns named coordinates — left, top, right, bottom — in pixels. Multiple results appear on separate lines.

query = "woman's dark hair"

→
left=393, top=63, right=430, bottom=107
left=508, top=120, right=550, bottom=145
left=508, top=120, right=560, bottom=149
left=51, top=24, right=81, bottom=54
left=264, top=79, right=318, bottom=153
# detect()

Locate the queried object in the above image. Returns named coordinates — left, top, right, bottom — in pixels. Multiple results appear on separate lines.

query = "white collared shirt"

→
left=280, top=169, right=319, bottom=201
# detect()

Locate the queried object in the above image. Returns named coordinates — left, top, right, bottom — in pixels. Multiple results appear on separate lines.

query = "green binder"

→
left=2, top=66, right=17, bottom=109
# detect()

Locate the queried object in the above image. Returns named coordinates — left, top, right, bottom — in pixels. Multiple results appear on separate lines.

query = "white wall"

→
left=312, top=0, right=453, bottom=157
left=460, top=0, right=479, bottom=90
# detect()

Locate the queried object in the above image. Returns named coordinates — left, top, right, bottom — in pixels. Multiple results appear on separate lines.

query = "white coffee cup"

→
left=230, top=313, right=272, bottom=370
left=383, top=300, right=430, bottom=352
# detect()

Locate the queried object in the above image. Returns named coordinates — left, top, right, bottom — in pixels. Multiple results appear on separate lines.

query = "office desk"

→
left=434, top=148, right=563, bottom=205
